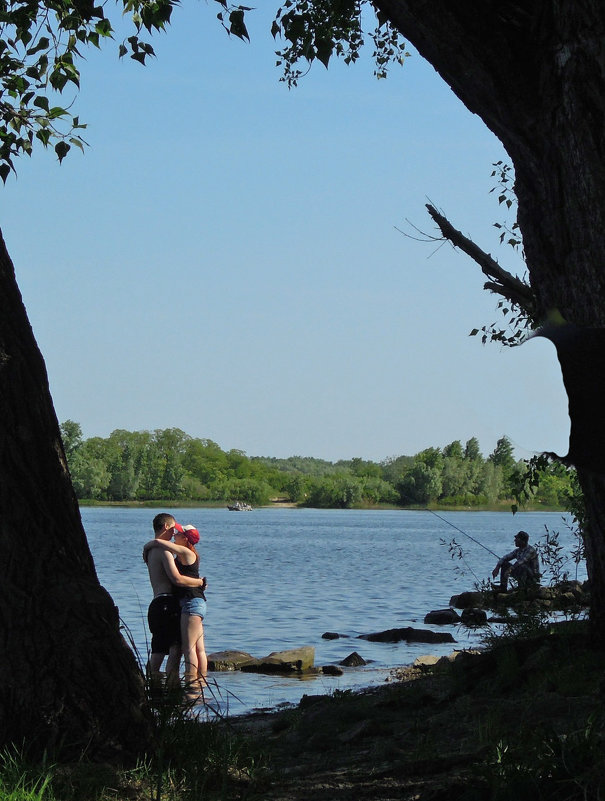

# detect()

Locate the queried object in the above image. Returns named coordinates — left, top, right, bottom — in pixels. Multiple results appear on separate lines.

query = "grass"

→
left=0, top=749, right=55, bottom=801
left=0, top=670, right=265, bottom=801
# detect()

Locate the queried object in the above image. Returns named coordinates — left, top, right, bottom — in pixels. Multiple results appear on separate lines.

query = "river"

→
left=83, top=506, right=583, bottom=715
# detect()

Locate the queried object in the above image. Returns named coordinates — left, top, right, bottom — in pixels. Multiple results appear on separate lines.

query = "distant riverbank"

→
left=78, top=498, right=564, bottom=512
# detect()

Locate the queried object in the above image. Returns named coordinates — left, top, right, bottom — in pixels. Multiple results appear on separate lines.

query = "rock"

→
left=412, top=649, right=483, bottom=674
left=240, top=646, right=315, bottom=674
left=449, top=591, right=484, bottom=609
left=461, top=607, right=488, bottom=626
left=339, top=651, right=367, bottom=667
left=207, top=650, right=255, bottom=671
left=358, top=627, right=456, bottom=644
left=321, top=665, right=344, bottom=676
left=413, top=654, right=440, bottom=668
left=299, top=694, right=325, bottom=710
left=322, top=632, right=347, bottom=639
left=424, top=608, right=461, bottom=625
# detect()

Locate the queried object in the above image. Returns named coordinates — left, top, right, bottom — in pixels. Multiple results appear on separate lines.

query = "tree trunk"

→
left=0, top=229, right=150, bottom=758
left=373, top=0, right=605, bottom=635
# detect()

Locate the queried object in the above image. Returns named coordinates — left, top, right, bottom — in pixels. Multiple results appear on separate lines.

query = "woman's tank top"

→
left=175, top=556, right=206, bottom=600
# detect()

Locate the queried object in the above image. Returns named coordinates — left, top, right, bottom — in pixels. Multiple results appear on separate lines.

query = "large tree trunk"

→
left=0, top=229, right=150, bottom=757
left=374, top=0, right=605, bottom=634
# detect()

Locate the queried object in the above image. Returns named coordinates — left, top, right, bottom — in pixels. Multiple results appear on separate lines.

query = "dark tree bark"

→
left=0, top=229, right=150, bottom=757
left=373, top=0, right=605, bottom=635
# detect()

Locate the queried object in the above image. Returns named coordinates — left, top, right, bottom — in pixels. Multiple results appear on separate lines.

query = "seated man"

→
left=492, top=530, right=540, bottom=591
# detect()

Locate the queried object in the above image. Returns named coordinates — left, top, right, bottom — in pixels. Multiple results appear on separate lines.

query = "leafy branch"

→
left=270, top=0, right=408, bottom=88
left=0, top=0, right=179, bottom=177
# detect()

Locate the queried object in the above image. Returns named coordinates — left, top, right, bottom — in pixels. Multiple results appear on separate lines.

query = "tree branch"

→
left=426, top=203, right=535, bottom=315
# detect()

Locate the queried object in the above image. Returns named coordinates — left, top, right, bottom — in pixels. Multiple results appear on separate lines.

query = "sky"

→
left=1, top=3, right=570, bottom=463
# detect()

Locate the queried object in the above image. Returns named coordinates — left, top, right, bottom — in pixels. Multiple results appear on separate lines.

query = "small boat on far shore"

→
left=227, top=501, right=253, bottom=511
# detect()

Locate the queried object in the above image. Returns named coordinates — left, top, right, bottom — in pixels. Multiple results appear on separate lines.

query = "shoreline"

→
left=78, top=499, right=565, bottom=512
left=222, top=619, right=602, bottom=800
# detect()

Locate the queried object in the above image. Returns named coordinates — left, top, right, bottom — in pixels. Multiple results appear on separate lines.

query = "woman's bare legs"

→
left=195, top=622, right=207, bottom=680
left=182, top=613, right=207, bottom=699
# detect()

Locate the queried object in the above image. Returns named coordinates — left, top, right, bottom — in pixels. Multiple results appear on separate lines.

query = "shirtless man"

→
left=145, top=512, right=206, bottom=682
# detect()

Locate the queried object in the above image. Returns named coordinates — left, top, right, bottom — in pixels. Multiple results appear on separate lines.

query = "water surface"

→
left=83, top=507, right=582, bottom=714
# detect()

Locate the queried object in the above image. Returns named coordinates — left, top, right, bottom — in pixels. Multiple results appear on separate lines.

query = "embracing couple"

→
left=144, top=512, right=208, bottom=699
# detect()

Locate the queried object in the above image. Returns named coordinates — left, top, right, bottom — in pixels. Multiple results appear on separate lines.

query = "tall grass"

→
left=0, top=748, right=55, bottom=801
left=0, top=628, right=264, bottom=801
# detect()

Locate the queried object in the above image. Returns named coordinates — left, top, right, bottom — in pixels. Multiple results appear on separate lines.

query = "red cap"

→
left=181, top=524, right=200, bottom=545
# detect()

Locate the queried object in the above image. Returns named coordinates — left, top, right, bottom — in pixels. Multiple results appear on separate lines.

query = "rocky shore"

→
left=223, top=615, right=602, bottom=800
left=210, top=581, right=596, bottom=800
left=207, top=579, right=589, bottom=680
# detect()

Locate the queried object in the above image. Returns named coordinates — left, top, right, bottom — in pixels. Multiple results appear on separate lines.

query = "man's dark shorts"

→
left=148, top=594, right=181, bottom=654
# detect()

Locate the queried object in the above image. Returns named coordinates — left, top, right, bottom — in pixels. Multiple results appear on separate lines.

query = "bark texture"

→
left=0, top=230, right=150, bottom=757
left=373, top=0, right=605, bottom=635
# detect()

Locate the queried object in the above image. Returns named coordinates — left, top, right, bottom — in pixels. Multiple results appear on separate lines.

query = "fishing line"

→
left=423, top=507, right=499, bottom=559
left=395, top=488, right=501, bottom=584
left=396, top=486, right=500, bottom=559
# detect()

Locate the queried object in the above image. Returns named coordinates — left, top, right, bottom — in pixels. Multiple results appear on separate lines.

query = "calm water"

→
left=83, top=507, right=583, bottom=715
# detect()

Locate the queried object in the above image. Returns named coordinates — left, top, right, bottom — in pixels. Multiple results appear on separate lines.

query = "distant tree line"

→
left=60, top=421, right=574, bottom=509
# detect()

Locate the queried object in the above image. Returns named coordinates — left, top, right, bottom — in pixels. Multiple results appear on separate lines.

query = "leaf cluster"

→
left=271, top=0, right=408, bottom=87
left=0, top=0, right=411, bottom=176
left=467, top=161, right=534, bottom=347
left=0, top=0, right=178, bottom=176
left=490, top=160, right=523, bottom=253
left=469, top=298, right=532, bottom=347
left=214, top=0, right=252, bottom=42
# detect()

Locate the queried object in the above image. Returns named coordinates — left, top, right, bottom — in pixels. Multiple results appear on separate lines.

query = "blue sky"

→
left=2, top=3, right=570, bottom=462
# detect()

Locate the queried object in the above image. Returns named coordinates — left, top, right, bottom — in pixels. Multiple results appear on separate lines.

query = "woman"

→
left=144, top=523, right=208, bottom=698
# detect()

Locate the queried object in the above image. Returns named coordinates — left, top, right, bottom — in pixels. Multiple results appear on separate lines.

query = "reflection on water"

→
left=83, top=507, right=583, bottom=714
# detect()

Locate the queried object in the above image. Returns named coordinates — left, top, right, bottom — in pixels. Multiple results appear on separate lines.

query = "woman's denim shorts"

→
left=180, top=597, right=207, bottom=619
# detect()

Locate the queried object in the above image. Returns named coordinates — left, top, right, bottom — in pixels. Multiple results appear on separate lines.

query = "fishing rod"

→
left=424, top=507, right=500, bottom=559
left=396, top=486, right=501, bottom=559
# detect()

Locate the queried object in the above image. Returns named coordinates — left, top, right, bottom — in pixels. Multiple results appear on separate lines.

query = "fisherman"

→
left=491, top=530, right=540, bottom=592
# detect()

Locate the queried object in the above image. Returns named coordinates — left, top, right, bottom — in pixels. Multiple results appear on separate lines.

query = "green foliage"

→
left=0, top=0, right=179, bottom=176
left=464, top=436, right=481, bottom=460
left=380, top=453, right=414, bottom=485
left=396, top=461, right=442, bottom=505
left=304, top=474, right=363, bottom=508
left=478, top=711, right=605, bottom=801
left=59, top=419, right=82, bottom=460
left=0, top=748, right=55, bottom=800
left=489, top=435, right=520, bottom=498
left=253, top=454, right=352, bottom=476
left=282, top=472, right=310, bottom=503
left=0, top=0, right=409, bottom=177
left=489, top=435, right=515, bottom=472
left=62, top=422, right=575, bottom=509
left=270, top=0, right=408, bottom=87
left=511, top=453, right=578, bottom=512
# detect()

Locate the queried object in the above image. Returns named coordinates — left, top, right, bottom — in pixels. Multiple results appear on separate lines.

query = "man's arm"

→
left=143, top=538, right=191, bottom=563
left=160, top=551, right=205, bottom=588
left=492, top=548, right=518, bottom=577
